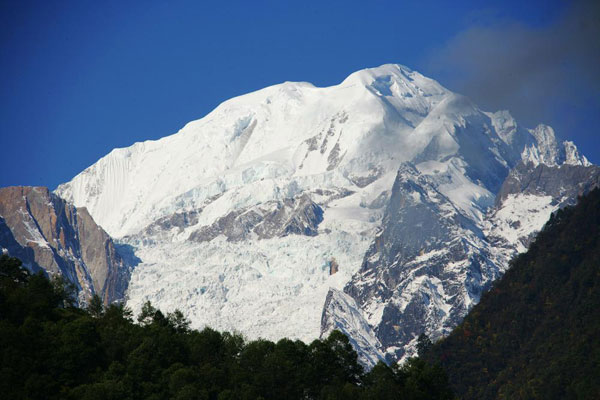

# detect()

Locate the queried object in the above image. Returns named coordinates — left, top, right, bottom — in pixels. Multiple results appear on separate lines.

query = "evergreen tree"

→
left=0, top=254, right=455, bottom=400
left=87, top=294, right=104, bottom=317
left=416, top=333, right=432, bottom=357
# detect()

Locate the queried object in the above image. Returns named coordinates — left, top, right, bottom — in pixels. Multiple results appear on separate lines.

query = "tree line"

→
left=0, top=254, right=454, bottom=400
left=423, top=188, right=600, bottom=399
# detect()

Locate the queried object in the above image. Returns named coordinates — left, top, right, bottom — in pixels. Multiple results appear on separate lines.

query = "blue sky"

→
left=1, top=0, right=597, bottom=189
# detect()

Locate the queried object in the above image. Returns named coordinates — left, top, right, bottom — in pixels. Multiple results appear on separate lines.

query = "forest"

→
left=424, top=188, right=600, bottom=399
left=3, top=188, right=599, bottom=399
left=0, top=254, right=453, bottom=400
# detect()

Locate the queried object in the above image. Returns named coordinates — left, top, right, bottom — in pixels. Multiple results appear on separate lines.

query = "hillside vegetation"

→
left=0, top=254, right=453, bottom=400
left=425, top=188, right=600, bottom=399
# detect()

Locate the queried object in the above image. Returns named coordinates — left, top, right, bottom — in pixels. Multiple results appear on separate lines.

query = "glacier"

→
left=55, top=63, right=596, bottom=366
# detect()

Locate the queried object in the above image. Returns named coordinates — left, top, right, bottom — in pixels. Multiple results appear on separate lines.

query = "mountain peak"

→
left=340, top=64, right=448, bottom=98
left=51, top=65, right=595, bottom=361
left=521, top=124, right=590, bottom=167
left=341, top=64, right=412, bottom=84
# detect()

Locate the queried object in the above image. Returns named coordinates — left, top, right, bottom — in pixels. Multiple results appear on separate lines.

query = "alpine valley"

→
left=3, top=64, right=598, bottom=366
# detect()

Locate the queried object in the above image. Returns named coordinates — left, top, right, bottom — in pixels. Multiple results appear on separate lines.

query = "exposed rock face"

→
left=140, top=210, right=201, bottom=237
left=322, top=160, right=600, bottom=363
left=487, top=162, right=600, bottom=253
left=320, top=289, right=384, bottom=368
left=323, top=164, right=503, bottom=362
left=0, top=186, right=132, bottom=304
left=496, top=162, right=600, bottom=207
left=124, top=209, right=202, bottom=247
left=189, top=194, right=323, bottom=242
left=329, top=258, right=339, bottom=275
left=521, top=125, right=591, bottom=168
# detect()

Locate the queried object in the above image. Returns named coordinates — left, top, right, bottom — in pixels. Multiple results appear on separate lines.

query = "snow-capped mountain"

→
left=55, top=64, right=597, bottom=366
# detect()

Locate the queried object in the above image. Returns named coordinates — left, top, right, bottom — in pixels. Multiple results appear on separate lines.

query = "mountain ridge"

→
left=425, top=188, right=600, bottom=399
left=42, top=63, right=597, bottom=364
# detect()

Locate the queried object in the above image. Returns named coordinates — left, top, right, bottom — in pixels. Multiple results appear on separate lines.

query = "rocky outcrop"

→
left=323, top=164, right=502, bottom=362
left=328, top=258, right=339, bottom=275
left=496, top=162, right=600, bottom=207
left=322, top=160, right=600, bottom=364
left=189, top=194, right=323, bottom=242
left=0, top=186, right=133, bottom=304
left=486, top=161, right=600, bottom=255
left=320, top=289, right=385, bottom=368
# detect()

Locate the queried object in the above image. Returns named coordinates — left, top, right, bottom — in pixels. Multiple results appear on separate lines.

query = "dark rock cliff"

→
left=0, top=186, right=132, bottom=304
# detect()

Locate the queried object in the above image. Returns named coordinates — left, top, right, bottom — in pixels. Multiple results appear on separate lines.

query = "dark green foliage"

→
left=87, top=294, right=104, bottom=317
left=0, top=254, right=29, bottom=284
left=0, top=254, right=454, bottom=399
left=416, top=333, right=432, bottom=357
left=425, top=188, right=600, bottom=399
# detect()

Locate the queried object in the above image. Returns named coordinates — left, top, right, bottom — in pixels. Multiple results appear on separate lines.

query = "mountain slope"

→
left=425, top=188, right=600, bottom=399
left=0, top=186, right=133, bottom=304
left=56, top=65, right=451, bottom=238
left=54, top=64, right=594, bottom=364
left=325, top=159, right=600, bottom=362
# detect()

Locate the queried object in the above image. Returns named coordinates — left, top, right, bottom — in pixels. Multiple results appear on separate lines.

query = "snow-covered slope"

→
left=56, top=64, right=595, bottom=365
left=57, top=65, right=449, bottom=238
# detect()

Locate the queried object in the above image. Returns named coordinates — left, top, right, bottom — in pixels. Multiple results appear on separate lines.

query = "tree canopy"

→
left=0, top=254, right=454, bottom=400
left=424, top=188, right=600, bottom=399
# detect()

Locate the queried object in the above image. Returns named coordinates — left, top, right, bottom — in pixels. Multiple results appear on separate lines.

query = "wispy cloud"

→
left=424, top=0, right=600, bottom=131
